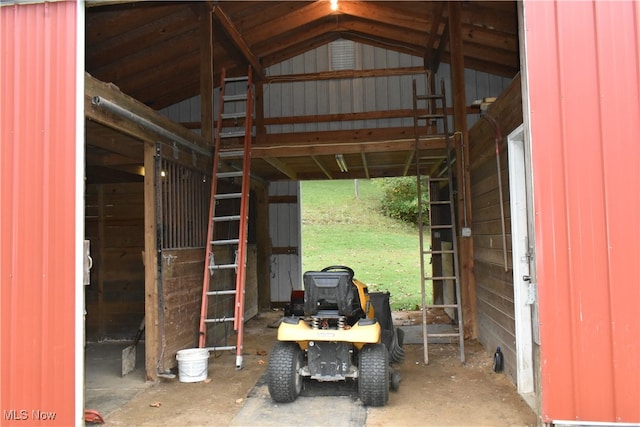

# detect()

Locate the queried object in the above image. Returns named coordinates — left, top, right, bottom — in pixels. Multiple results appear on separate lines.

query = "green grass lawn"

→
left=300, top=179, right=430, bottom=310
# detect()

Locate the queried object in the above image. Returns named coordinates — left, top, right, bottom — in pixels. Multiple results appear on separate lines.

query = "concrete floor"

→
left=84, top=341, right=150, bottom=418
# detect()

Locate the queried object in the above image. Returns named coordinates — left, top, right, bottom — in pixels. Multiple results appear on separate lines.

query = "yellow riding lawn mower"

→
left=267, top=265, right=404, bottom=407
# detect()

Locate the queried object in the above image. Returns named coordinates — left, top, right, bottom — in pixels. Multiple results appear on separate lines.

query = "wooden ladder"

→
left=413, top=77, right=465, bottom=364
left=198, top=66, right=253, bottom=370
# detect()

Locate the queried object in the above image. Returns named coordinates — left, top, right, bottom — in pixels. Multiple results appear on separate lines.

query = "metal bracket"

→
left=163, top=254, right=177, bottom=266
left=526, top=282, right=536, bottom=305
left=208, top=252, right=215, bottom=276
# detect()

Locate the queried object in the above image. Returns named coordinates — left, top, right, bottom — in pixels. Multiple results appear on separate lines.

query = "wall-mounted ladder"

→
left=198, top=67, right=253, bottom=370
left=413, top=78, right=465, bottom=364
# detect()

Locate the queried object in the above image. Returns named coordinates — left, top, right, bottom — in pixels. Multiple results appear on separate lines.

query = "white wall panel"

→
left=268, top=181, right=302, bottom=302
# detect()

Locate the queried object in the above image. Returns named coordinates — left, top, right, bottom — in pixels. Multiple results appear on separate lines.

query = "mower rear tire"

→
left=267, top=342, right=304, bottom=403
left=358, top=343, right=389, bottom=406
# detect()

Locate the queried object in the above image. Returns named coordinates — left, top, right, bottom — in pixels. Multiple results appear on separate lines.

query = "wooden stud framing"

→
left=200, top=6, right=214, bottom=144
left=448, top=1, right=477, bottom=339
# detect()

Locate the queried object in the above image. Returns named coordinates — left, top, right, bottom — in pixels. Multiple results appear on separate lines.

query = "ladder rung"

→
left=428, top=177, right=449, bottom=182
left=219, top=150, right=244, bottom=158
left=416, top=114, right=445, bottom=120
left=205, top=317, right=235, bottom=323
left=225, top=76, right=249, bottom=83
left=220, top=130, right=246, bottom=138
left=424, top=250, right=455, bottom=255
left=427, top=333, right=460, bottom=338
left=428, top=200, right=451, bottom=205
left=215, top=192, right=242, bottom=200
left=212, top=239, right=240, bottom=246
left=416, top=94, right=444, bottom=100
left=429, top=224, right=453, bottom=230
left=207, top=289, right=237, bottom=295
left=223, top=94, right=247, bottom=102
left=221, top=112, right=246, bottom=120
left=207, top=265, right=238, bottom=273
left=205, top=345, right=236, bottom=352
left=424, top=276, right=458, bottom=280
left=213, top=215, right=241, bottom=222
left=427, top=304, right=460, bottom=309
left=217, top=171, right=243, bottom=178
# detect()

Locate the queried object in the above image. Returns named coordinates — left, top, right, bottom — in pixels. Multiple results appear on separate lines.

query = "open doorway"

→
left=299, top=179, right=422, bottom=311
left=83, top=143, right=148, bottom=415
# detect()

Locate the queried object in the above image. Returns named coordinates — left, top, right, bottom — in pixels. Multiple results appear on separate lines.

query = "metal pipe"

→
left=91, top=95, right=212, bottom=157
left=483, top=114, right=509, bottom=272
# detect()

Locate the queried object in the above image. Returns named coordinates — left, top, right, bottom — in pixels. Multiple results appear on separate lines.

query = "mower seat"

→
left=303, top=271, right=363, bottom=320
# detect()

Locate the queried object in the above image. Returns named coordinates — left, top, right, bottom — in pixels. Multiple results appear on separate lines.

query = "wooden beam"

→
left=261, top=107, right=478, bottom=126
left=336, top=18, right=427, bottom=52
left=85, top=73, right=208, bottom=147
left=311, top=155, right=333, bottom=180
left=200, top=6, right=214, bottom=144
left=243, top=1, right=329, bottom=45
left=424, top=2, right=446, bottom=71
left=85, top=73, right=212, bottom=172
left=255, top=182, right=271, bottom=310
left=261, top=33, right=341, bottom=67
left=86, top=122, right=144, bottom=161
left=360, top=152, right=370, bottom=179
left=448, top=1, right=477, bottom=340
left=263, top=157, right=298, bottom=180
left=402, top=151, right=416, bottom=176
left=213, top=5, right=263, bottom=76
left=253, top=129, right=446, bottom=158
left=143, top=142, right=159, bottom=381
left=265, top=66, right=426, bottom=83
left=338, top=1, right=431, bottom=30
left=255, top=79, right=266, bottom=139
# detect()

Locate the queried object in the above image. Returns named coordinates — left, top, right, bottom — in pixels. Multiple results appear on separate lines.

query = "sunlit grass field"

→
left=300, top=179, right=430, bottom=310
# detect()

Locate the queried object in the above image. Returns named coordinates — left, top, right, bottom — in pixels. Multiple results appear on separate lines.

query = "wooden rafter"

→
left=213, top=5, right=263, bottom=76
left=311, top=156, right=333, bottom=179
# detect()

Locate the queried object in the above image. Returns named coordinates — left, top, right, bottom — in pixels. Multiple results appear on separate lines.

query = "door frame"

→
left=507, top=124, right=537, bottom=409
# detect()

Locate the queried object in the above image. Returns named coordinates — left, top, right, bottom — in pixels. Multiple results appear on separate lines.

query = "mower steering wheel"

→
left=321, top=265, right=355, bottom=280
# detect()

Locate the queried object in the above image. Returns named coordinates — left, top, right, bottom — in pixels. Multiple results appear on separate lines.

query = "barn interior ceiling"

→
left=84, top=1, right=519, bottom=183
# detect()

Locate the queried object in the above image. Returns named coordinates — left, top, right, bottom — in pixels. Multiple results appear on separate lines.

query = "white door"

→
left=508, top=124, right=539, bottom=410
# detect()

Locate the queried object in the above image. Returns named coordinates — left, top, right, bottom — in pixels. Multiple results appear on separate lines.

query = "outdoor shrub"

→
left=376, top=177, right=428, bottom=225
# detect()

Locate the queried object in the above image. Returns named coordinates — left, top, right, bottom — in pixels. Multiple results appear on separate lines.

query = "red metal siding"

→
left=1, top=2, right=79, bottom=426
left=523, top=0, right=640, bottom=423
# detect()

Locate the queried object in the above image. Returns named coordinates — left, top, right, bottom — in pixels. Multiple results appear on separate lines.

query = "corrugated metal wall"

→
left=161, top=41, right=510, bottom=134
left=268, top=181, right=302, bottom=302
left=522, top=0, right=640, bottom=423
left=1, top=2, right=82, bottom=426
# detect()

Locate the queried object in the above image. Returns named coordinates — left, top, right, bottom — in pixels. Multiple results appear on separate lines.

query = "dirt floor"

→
left=102, top=311, right=538, bottom=427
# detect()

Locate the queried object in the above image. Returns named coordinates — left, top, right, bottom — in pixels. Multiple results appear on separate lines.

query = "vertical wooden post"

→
left=255, top=79, right=266, bottom=143
left=144, top=142, right=159, bottom=381
left=448, top=1, right=477, bottom=339
left=200, top=7, right=214, bottom=144
left=255, top=182, right=271, bottom=310
left=97, top=184, right=106, bottom=339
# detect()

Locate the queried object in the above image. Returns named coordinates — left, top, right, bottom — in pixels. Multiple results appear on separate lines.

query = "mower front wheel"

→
left=267, top=342, right=304, bottom=403
left=358, top=343, right=389, bottom=406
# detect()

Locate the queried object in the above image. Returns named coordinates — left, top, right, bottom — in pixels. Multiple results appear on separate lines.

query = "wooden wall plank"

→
left=159, top=245, right=258, bottom=370
left=85, top=182, right=145, bottom=341
left=468, top=74, right=522, bottom=385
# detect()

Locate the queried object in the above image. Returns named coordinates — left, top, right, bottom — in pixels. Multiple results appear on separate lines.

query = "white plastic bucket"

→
left=176, top=348, right=209, bottom=383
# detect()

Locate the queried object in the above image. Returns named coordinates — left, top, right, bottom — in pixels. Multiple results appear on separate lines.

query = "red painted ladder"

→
left=198, top=67, right=253, bottom=370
